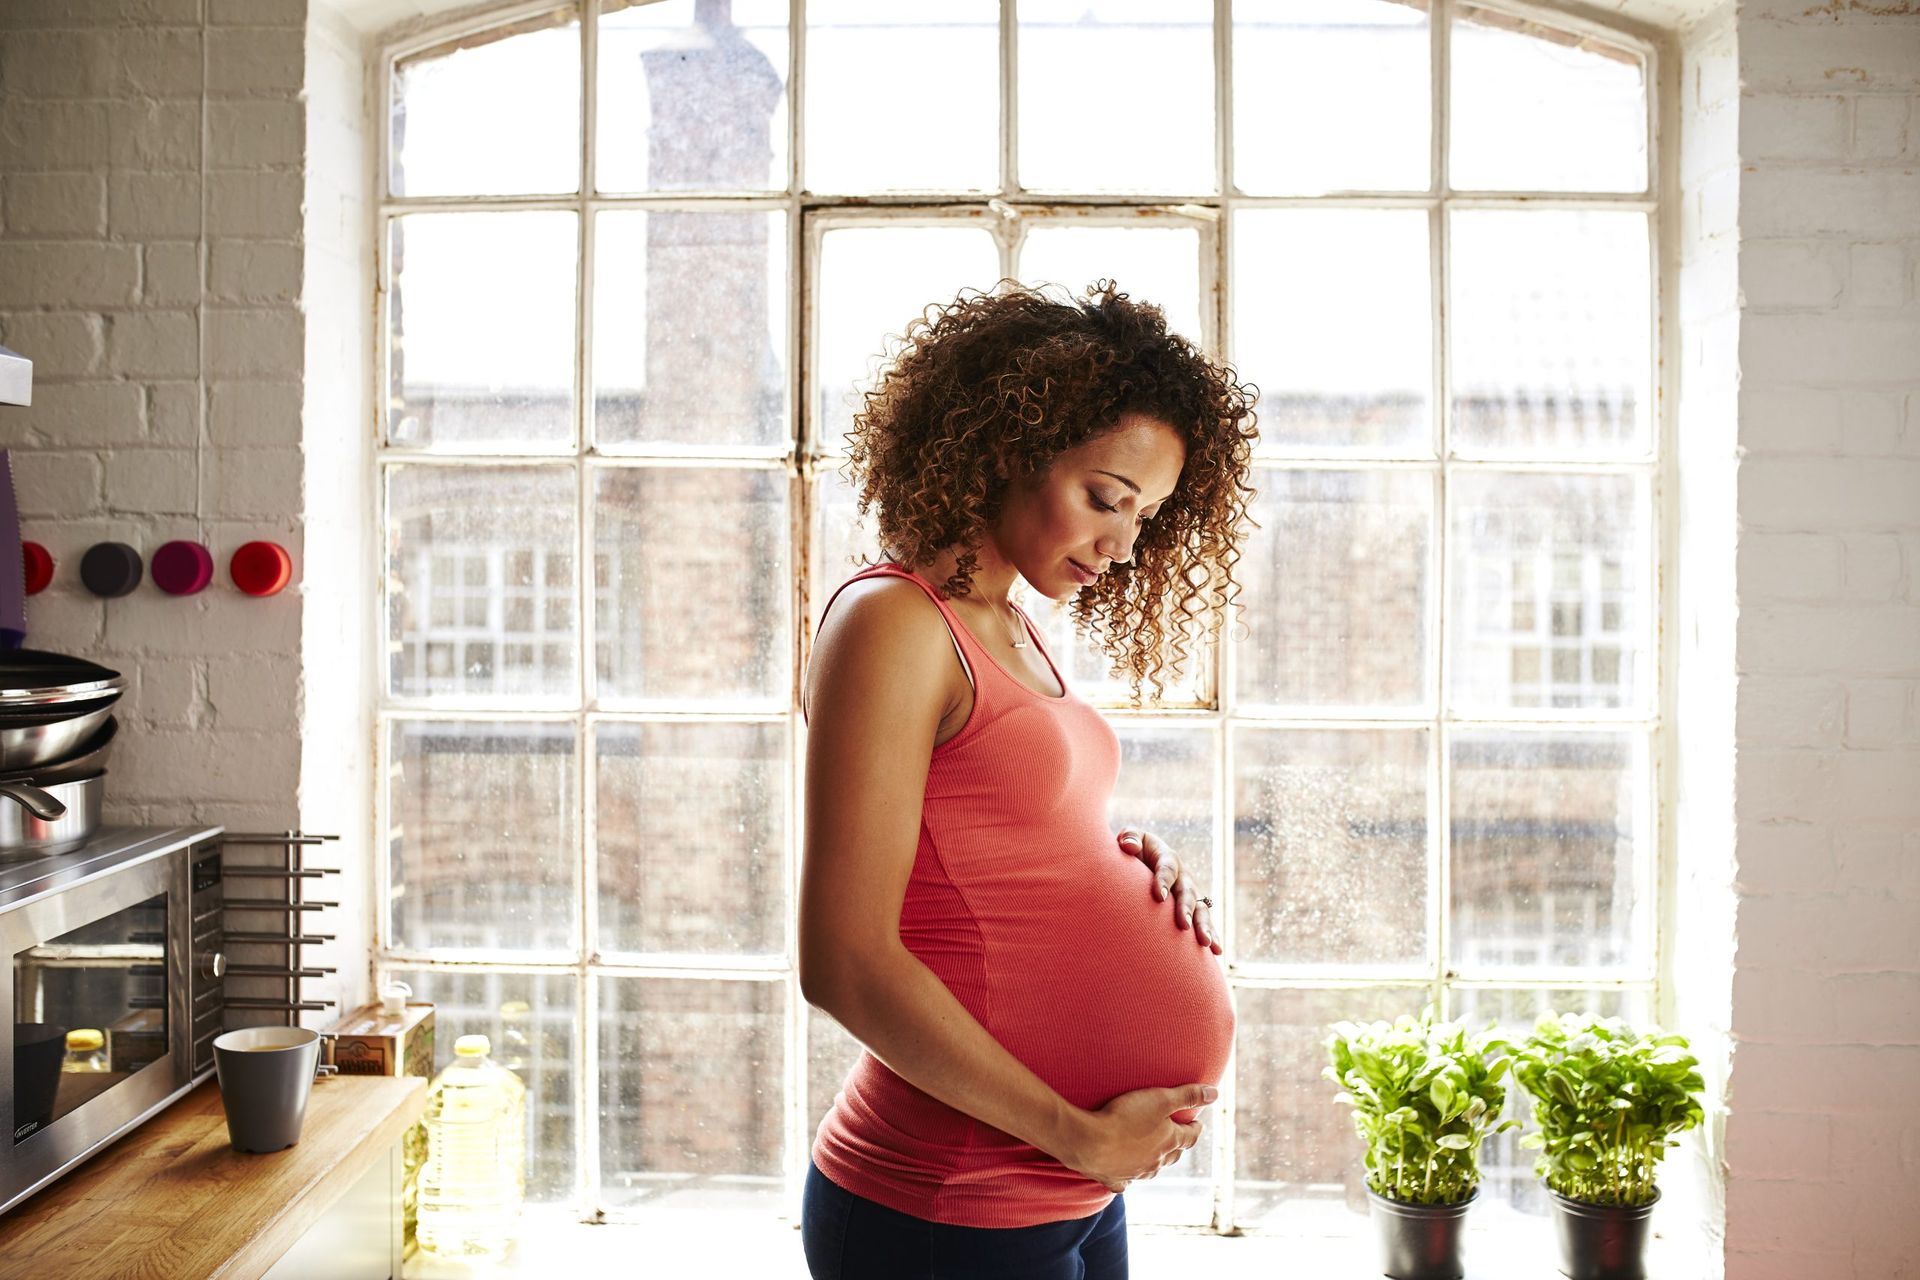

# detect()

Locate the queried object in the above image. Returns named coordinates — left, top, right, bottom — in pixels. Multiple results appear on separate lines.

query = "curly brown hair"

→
left=842, top=279, right=1260, bottom=702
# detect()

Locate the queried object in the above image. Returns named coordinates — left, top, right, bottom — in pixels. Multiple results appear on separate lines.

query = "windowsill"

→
left=403, top=1206, right=1706, bottom=1279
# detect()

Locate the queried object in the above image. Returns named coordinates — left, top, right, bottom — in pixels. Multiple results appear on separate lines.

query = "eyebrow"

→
left=1092, top=469, right=1141, bottom=494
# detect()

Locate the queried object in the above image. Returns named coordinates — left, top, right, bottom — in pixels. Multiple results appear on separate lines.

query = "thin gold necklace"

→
left=998, top=598, right=1029, bottom=649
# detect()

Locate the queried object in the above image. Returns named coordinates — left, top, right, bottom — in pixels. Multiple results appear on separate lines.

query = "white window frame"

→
left=372, top=0, right=1668, bottom=1233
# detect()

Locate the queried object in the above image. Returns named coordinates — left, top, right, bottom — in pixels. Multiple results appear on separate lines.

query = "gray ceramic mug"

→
left=213, top=1026, right=322, bottom=1153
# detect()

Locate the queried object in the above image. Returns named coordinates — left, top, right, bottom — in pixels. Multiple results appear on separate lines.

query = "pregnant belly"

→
left=975, top=844, right=1236, bottom=1114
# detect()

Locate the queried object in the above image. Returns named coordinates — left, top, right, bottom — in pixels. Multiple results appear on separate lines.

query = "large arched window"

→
left=376, top=0, right=1660, bottom=1239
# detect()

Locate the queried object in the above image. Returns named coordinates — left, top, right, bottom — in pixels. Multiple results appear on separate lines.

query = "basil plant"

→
left=1511, top=1013, right=1706, bottom=1207
left=1324, top=1008, right=1519, bottom=1206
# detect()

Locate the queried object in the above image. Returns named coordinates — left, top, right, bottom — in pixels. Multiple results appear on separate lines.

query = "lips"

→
left=1068, top=559, right=1100, bottom=586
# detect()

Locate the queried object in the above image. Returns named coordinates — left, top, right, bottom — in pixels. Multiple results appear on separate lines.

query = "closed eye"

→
left=1090, top=492, right=1154, bottom=523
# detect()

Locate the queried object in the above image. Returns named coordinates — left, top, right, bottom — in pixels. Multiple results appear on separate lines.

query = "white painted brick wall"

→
left=0, top=1, right=356, bottom=1029
left=1727, top=11, right=1920, bottom=1280
left=297, top=0, right=375, bottom=1022
left=1670, top=7, right=1742, bottom=1274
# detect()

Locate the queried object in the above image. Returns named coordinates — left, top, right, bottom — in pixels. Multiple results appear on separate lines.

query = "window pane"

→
left=1019, top=0, right=1214, bottom=194
left=595, top=466, right=791, bottom=703
left=387, top=968, right=578, bottom=1204
left=1450, top=211, right=1651, bottom=458
left=1109, top=725, right=1215, bottom=902
left=596, top=720, right=786, bottom=956
left=594, top=210, right=788, bottom=449
left=387, top=465, right=578, bottom=700
left=1233, top=985, right=1431, bottom=1231
left=1450, top=7, right=1647, bottom=194
left=1447, top=470, right=1647, bottom=713
left=805, top=2, right=998, bottom=193
left=1234, top=209, right=1430, bottom=455
left=596, top=0, right=788, bottom=193
left=1025, top=598, right=1211, bottom=705
left=390, top=9, right=580, bottom=197
left=1017, top=225, right=1205, bottom=347
left=1449, top=728, right=1646, bottom=972
left=599, top=977, right=784, bottom=1211
left=387, top=719, right=577, bottom=955
left=809, top=468, right=885, bottom=640
left=1449, top=985, right=1650, bottom=1216
left=388, top=213, right=578, bottom=450
left=1238, top=468, right=1433, bottom=709
left=1232, top=727, right=1429, bottom=968
left=1232, top=0, right=1429, bottom=195
left=813, top=225, right=1000, bottom=452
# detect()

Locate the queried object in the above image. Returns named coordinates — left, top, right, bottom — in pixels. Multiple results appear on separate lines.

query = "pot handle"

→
left=0, top=780, right=67, bottom=822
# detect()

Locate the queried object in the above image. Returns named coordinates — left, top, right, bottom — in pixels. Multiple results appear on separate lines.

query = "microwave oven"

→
left=1, top=825, right=224, bottom=1215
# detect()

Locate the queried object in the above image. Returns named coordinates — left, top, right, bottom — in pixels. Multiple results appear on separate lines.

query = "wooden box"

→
left=329, top=1002, right=435, bottom=1078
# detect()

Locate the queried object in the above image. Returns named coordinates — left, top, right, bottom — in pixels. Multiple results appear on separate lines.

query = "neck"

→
left=900, top=543, right=1019, bottom=606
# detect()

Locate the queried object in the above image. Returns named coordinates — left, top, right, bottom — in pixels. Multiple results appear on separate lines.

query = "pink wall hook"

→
left=152, top=540, right=215, bottom=595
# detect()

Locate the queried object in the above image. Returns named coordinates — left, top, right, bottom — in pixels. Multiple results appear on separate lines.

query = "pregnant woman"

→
left=798, top=280, right=1259, bottom=1279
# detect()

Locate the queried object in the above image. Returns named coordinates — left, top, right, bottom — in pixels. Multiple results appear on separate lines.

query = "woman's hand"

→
left=1116, top=828, right=1221, bottom=954
left=1057, top=1083, right=1215, bottom=1193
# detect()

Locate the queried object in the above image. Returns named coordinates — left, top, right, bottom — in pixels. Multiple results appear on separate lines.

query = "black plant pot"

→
left=1550, top=1187, right=1660, bottom=1280
left=1367, top=1185, right=1478, bottom=1280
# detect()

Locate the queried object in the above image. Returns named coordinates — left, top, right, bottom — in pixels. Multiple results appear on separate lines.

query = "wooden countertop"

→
left=0, top=1074, right=426, bottom=1280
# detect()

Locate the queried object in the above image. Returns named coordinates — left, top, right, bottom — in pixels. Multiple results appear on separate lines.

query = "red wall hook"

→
left=229, top=541, right=293, bottom=597
left=21, top=543, right=52, bottom=595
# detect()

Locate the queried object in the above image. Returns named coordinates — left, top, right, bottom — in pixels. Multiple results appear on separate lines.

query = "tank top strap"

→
left=810, top=562, right=1007, bottom=723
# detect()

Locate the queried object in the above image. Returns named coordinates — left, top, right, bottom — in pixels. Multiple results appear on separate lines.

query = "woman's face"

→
left=990, top=412, right=1187, bottom=601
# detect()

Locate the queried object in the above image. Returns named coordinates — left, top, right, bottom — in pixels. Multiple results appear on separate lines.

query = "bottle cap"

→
left=66, top=1029, right=103, bottom=1051
left=454, top=1034, right=491, bottom=1058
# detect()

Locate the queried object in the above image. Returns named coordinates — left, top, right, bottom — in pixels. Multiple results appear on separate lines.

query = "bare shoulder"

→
left=808, top=575, right=964, bottom=726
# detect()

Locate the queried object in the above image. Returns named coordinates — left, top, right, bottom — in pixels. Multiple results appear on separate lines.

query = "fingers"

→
left=1193, top=899, right=1221, bottom=954
left=1118, top=829, right=1177, bottom=902
left=1171, top=874, right=1193, bottom=928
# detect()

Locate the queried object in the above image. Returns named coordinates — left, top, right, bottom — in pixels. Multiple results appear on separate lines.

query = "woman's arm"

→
left=799, top=581, right=1208, bottom=1191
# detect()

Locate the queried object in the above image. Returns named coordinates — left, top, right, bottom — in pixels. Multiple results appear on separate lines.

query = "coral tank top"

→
left=806, top=563, right=1236, bottom=1228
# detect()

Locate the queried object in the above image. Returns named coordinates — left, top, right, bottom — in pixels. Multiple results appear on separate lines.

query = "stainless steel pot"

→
left=0, top=650, right=124, bottom=773
left=0, top=697, right=117, bottom=772
left=0, top=716, right=116, bottom=786
left=0, top=773, right=103, bottom=858
left=0, top=650, right=125, bottom=708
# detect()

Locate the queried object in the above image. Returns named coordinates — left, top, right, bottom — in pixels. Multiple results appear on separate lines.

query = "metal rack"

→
left=218, top=831, right=340, bottom=1027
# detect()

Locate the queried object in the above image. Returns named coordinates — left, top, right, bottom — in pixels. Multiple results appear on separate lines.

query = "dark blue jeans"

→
left=802, top=1163, right=1128, bottom=1280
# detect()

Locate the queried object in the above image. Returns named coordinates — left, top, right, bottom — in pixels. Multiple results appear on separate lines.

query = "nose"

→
left=1095, top=521, right=1138, bottom=569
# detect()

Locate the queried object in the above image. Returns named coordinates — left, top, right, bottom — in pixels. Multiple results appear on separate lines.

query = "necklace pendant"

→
left=1012, top=638, right=1029, bottom=649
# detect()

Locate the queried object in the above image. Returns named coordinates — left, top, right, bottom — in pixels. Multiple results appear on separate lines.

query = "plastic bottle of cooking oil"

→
left=417, top=1034, right=528, bottom=1260
left=62, top=1029, right=107, bottom=1072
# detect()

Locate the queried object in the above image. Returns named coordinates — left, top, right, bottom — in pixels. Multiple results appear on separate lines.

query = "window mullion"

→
left=1433, top=0, right=1456, bottom=1029
left=1001, top=0, right=1018, bottom=195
